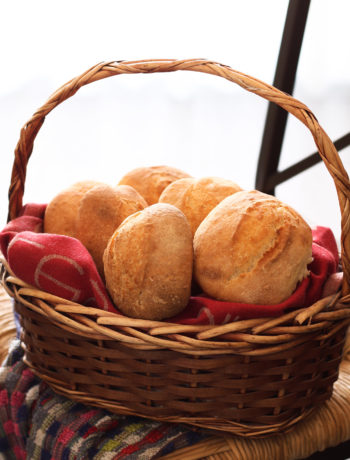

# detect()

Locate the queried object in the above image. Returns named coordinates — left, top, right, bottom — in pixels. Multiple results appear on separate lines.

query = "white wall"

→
left=1, top=0, right=350, bottom=245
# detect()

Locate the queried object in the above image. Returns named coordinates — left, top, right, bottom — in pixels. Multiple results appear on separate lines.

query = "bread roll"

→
left=75, top=184, right=147, bottom=275
left=118, top=165, right=191, bottom=205
left=159, top=176, right=242, bottom=236
left=194, top=190, right=313, bottom=305
left=104, top=203, right=193, bottom=320
left=44, top=180, right=103, bottom=237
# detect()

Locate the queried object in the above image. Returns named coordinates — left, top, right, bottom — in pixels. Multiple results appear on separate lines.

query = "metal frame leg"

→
left=255, top=0, right=311, bottom=194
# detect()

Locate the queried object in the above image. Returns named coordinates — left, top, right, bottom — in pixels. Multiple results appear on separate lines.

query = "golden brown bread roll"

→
left=44, top=180, right=103, bottom=237
left=103, top=203, right=193, bottom=320
left=118, top=165, right=191, bottom=205
left=194, top=190, right=313, bottom=305
left=159, top=176, right=242, bottom=236
left=75, top=184, right=147, bottom=275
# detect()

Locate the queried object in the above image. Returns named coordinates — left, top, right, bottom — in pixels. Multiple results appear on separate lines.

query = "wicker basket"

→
left=2, top=59, right=350, bottom=438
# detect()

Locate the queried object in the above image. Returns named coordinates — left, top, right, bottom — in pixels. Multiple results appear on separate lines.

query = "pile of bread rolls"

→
left=44, top=165, right=313, bottom=320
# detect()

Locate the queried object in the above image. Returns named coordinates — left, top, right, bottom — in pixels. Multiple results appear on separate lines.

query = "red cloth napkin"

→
left=0, top=203, right=340, bottom=324
left=0, top=204, right=116, bottom=312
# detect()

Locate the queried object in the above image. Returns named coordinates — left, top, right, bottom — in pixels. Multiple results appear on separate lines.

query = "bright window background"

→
left=1, top=0, right=350, bottom=244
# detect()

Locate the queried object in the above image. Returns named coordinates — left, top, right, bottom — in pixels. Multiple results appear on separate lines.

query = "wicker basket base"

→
left=159, top=359, right=350, bottom=459
left=14, top=297, right=347, bottom=437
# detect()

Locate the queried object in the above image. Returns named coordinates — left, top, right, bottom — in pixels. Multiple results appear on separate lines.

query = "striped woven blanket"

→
left=0, top=341, right=205, bottom=460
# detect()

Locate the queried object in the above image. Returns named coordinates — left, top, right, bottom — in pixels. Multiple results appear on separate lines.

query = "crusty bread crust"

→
left=103, top=203, right=193, bottom=320
left=194, top=190, right=313, bottom=305
left=75, top=184, right=147, bottom=276
left=159, top=176, right=242, bottom=236
left=118, top=165, right=191, bottom=205
left=44, top=180, right=103, bottom=237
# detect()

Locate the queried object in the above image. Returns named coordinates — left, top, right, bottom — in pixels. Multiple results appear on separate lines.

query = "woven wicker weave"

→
left=158, top=360, right=350, bottom=459
left=1, top=286, right=350, bottom=459
left=2, top=59, right=350, bottom=437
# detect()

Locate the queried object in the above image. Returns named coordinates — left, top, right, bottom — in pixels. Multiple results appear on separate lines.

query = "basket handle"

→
left=7, top=58, right=350, bottom=296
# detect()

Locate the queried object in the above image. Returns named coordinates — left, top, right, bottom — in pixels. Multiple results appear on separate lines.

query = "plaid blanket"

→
left=0, top=341, right=206, bottom=460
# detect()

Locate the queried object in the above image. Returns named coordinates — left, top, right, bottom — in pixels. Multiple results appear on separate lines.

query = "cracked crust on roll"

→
left=193, top=190, right=313, bottom=305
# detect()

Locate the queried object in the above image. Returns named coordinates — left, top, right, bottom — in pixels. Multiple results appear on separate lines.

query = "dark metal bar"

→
left=265, top=132, right=350, bottom=190
left=255, top=0, right=311, bottom=194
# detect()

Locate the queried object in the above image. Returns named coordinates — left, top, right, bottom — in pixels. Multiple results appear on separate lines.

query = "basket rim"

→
left=2, top=256, right=350, bottom=357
